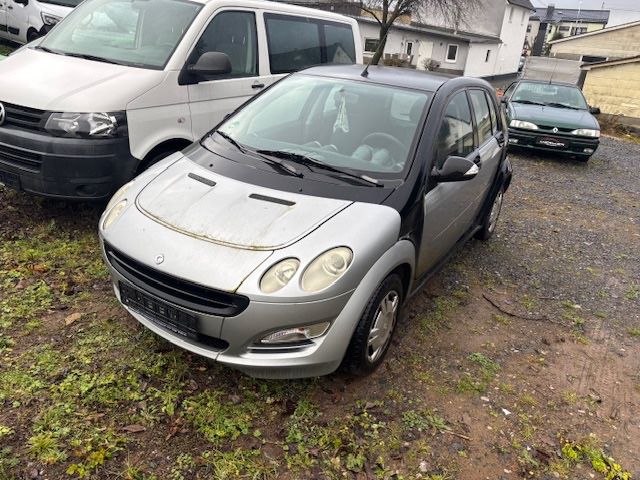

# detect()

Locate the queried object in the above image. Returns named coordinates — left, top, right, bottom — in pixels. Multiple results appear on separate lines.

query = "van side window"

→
left=435, top=91, right=474, bottom=169
left=265, top=14, right=355, bottom=73
left=469, top=90, right=492, bottom=145
left=191, top=11, right=257, bottom=77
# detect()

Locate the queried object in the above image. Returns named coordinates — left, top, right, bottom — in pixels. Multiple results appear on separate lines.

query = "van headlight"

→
left=301, top=247, right=353, bottom=292
left=41, top=13, right=62, bottom=26
left=260, top=258, right=300, bottom=293
left=571, top=128, right=600, bottom=138
left=45, top=112, right=127, bottom=138
left=509, top=120, right=538, bottom=130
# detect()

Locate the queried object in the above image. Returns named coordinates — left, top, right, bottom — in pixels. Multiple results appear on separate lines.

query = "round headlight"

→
left=102, top=200, right=127, bottom=230
left=301, top=247, right=353, bottom=292
left=260, top=258, right=300, bottom=293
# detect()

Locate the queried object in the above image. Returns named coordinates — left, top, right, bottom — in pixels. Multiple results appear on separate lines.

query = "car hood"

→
left=509, top=103, right=599, bottom=130
left=0, top=49, right=163, bottom=111
left=136, top=158, right=352, bottom=251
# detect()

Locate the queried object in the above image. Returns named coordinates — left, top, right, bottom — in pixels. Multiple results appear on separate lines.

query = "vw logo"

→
left=154, top=254, right=165, bottom=265
left=552, top=127, right=558, bottom=133
left=0, top=103, right=5, bottom=126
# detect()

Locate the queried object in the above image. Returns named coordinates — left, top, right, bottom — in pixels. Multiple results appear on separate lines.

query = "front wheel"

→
left=342, top=274, right=403, bottom=376
left=475, top=187, right=504, bottom=241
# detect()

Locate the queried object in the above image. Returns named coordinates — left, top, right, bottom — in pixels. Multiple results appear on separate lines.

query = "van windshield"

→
left=38, top=0, right=83, bottom=7
left=37, top=0, right=202, bottom=69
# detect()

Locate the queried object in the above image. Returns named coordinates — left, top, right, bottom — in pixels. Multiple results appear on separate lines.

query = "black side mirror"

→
left=14, top=0, right=28, bottom=5
left=432, top=156, right=479, bottom=183
left=589, top=106, right=601, bottom=115
left=188, top=52, right=232, bottom=77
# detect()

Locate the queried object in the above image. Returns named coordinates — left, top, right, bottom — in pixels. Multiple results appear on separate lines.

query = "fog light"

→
left=583, top=148, right=594, bottom=154
left=508, top=138, right=519, bottom=144
left=259, top=322, right=331, bottom=344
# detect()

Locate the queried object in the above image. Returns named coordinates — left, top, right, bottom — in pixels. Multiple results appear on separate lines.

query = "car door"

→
left=186, top=9, right=270, bottom=139
left=466, top=89, right=503, bottom=218
left=417, top=90, right=480, bottom=275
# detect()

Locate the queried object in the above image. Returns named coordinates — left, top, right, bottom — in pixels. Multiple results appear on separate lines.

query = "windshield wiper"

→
left=215, top=130, right=247, bottom=154
left=32, top=46, right=62, bottom=55
left=512, top=99, right=546, bottom=106
left=62, top=52, right=125, bottom=65
left=256, top=149, right=382, bottom=187
left=545, top=102, right=579, bottom=110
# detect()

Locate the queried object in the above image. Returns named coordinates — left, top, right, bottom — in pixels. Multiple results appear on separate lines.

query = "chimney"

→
left=546, top=4, right=555, bottom=20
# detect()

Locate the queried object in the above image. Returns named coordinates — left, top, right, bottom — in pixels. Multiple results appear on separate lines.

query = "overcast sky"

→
left=531, top=0, right=640, bottom=25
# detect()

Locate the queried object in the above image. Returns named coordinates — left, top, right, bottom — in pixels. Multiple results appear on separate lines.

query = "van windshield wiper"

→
left=216, top=130, right=247, bottom=154
left=545, top=102, right=579, bottom=110
left=256, top=149, right=382, bottom=187
left=512, top=99, right=546, bottom=106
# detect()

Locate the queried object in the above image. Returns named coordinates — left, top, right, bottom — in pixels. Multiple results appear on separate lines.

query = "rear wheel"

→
left=475, top=187, right=504, bottom=241
left=342, top=274, right=403, bottom=376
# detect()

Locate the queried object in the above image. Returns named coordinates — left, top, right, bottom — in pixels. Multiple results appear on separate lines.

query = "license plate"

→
left=119, top=282, right=198, bottom=340
left=0, top=170, right=20, bottom=190
left=536, top=136, right=568, bottom=149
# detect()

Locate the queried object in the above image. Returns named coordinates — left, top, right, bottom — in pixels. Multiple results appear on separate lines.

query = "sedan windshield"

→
left=512, top=82, right=588, bottom=110
left=36, top=0, right=202, bottom=69
left=215, top=75, right=432, bottom=180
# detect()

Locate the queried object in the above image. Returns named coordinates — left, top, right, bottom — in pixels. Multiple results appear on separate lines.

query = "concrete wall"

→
left=549, top=23, right=640, bottom=60
left=522, top=56, right=582, bottom=84
left=583, top=62, right=640, bottom=119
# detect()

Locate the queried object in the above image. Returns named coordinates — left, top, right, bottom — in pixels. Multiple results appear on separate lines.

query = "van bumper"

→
left=0, top=127, right=137, bottom=200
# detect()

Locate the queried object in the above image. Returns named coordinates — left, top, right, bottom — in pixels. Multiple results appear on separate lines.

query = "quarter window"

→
left=190, top=11, right=257, bottom=77
left=435, top=91, right=474, bottom=169
left=469, top=90, right=492, bottom=145
left=446, top=44, right=458, bottom=63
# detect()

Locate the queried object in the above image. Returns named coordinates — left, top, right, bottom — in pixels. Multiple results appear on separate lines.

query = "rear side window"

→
left=485, top=91, right=499, bottom=134
left=435, top=91, right=474, bottom=169
left=265, top=14, right=355, bottom=74
left=469, top=90, right=492, bottom=145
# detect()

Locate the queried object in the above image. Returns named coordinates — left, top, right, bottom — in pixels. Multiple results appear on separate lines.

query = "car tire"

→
left=342, top=273, right=403, bottom=376
left=27, top=29, right=41, bottom=43
left=475, top=187, right=504, bottom=241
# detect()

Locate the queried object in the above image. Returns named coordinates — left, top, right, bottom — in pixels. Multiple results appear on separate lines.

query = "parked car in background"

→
left=99, top=65, right=512, bottom=379
left=0, top=0, right=361, bottom=200
left=0, top=0, right=80, bottom=44
left=502, top=80, right=601, bottom=161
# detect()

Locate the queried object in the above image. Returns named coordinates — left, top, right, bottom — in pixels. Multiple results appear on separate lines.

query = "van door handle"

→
left=251, top=82, right=265, bottom=90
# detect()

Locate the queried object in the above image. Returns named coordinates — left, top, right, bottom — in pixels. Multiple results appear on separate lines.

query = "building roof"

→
left=354, top=16, right=502, bottom=44
left=507, top=0, right=535, bottom=11
left=549, top=19, right=640, bottom=44
left=581, top=54, right=640, bottom=70
left=531, top=7, right=609, bottom=24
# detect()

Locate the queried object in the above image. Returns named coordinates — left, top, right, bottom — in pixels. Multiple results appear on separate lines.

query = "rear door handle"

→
left=251, top=82, right=265, bottom=90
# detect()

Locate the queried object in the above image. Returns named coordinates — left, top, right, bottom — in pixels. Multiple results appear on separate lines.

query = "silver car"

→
left=99, top=64, right=512, bottom=379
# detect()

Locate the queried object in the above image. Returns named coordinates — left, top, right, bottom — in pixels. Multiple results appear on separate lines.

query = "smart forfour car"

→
left=99, top=63, right=512, bottom=379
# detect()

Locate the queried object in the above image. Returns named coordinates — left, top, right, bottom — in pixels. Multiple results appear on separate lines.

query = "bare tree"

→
left=361, top=0, right=481, bottom=65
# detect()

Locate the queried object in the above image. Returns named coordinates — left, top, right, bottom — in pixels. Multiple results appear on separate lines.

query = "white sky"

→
left=531, top=0, right=640, bottom=26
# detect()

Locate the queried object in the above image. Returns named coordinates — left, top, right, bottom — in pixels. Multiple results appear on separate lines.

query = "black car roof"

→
left=298, top=64, right=491, bottom=93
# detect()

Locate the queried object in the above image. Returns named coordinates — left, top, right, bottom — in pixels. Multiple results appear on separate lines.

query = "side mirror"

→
left=589, top=106, right=601, bottom=115
left=14, top=0, right=28, bottom=5
left=188, top=52, right=232, bottom=77
left=433, top=156, right=479, bottom=183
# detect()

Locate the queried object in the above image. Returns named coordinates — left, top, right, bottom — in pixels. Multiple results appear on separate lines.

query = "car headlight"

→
left=105, top=180, right=134, bottom=212
left=102, top=200, right=127, bottom=230
left=301, top=247, right=353, bottom=292
left=41, top=13, right=62, bottom=26
left=260, top=258, right=300, bottom=293
left=509, top=119, right=539, bottom=130
left=571, top=128, right=600, bottom=138
left=258, top=321, right=331, bottom=344
left=45, top=112, right=127, bottom=138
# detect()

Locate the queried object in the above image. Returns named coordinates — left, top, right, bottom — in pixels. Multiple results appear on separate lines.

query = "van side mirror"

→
left=432, top=156, right=479, bottom=183
left=188, top=52, right=232, bottom=77
left=589, top=106, right=601, bottom=115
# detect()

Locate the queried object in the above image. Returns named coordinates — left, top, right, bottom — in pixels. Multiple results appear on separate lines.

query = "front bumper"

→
left=507, top=128, right=599, bottom=157
left=0, top=126, right=137, bottom=200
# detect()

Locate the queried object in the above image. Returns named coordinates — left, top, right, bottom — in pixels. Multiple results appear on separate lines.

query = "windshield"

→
left=38, top=0, right=83, bottom=7
left=512, top=82, right=588, bottom=109
left=215, top=75, right=432, bottom=180
left=37, top=0, right=202, bottom=69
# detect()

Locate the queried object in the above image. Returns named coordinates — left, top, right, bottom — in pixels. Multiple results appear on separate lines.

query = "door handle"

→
left=251, top=82, right=265, bottom=90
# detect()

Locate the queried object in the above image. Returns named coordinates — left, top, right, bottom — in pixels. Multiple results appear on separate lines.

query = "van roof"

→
left=191, top=0, right=355, bottom=23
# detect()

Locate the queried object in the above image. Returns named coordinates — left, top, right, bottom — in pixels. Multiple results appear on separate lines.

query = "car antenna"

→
left=361, top=30, right=390, bottom=77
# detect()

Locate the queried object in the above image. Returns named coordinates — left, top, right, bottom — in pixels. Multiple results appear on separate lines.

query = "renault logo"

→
left=154, top=254, right=165, bottom=265
left=552, top=127, right=558, bottom=133
left=0, top=103, right=5, bottom=126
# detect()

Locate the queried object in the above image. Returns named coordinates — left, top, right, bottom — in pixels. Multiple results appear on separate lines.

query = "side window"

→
left=435, top=91, right=474, bottom=169
left=265, top=14, right=321, bottom=74
left=503, top=82, right=517, bottom=98
left=323, top=22, right=356, bottom=64
left=190, top=11, right=257, bottom=77
left=485, top=91, right=499, bottom=134
left=469, top=90, right=492, bottom=145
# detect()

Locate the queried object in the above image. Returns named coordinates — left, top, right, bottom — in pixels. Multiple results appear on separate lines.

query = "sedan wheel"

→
left=343, top=274, right=404, bottom=375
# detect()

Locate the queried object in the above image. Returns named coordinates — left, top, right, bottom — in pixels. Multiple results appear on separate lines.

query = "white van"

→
left=0, top=0, right=361, bottom=199
left=0, top=0, right=80, bottom=44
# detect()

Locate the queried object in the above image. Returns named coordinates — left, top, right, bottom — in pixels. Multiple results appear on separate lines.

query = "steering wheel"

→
left=361, top=132, right=406, bottom=165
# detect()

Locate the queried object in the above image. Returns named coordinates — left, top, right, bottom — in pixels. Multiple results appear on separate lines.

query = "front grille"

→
left=105, top=243, right=250, bottom=317
left=537, top=125, right=574, bottom=134
left=0, top=142, right=43, bottom=172
left=1, top=102, right=48, bottom=132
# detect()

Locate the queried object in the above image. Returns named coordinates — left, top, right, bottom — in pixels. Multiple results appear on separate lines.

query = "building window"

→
left=558, top=25, right=570, bottom=32
left=508, top=6, right=514, bottom=22
left=406, top=41, right=413, bottom=55
left=572, top=26, right=587, bottom=35
left=485, top=49, right=491, bottom=62
left=445, top=44, right=458, bottom=63
left=364, top=38, right=379, bottom=53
